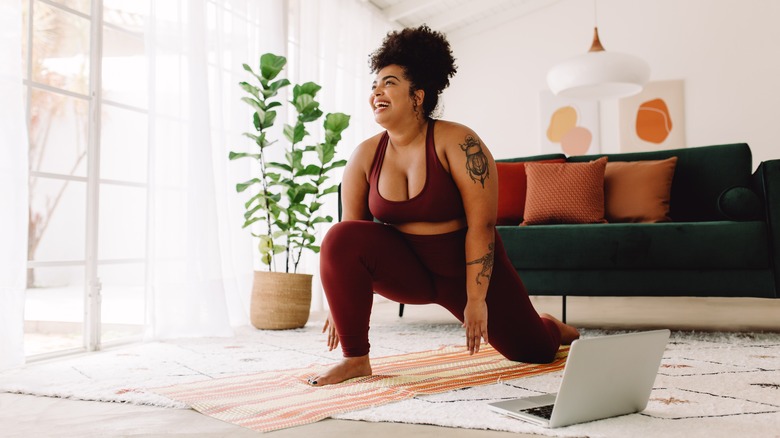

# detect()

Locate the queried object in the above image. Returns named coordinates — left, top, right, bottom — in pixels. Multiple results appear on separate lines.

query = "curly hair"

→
left=369, top=25, right=458, bottom=119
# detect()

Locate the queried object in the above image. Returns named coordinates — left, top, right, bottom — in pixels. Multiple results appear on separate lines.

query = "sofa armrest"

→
left=753, top=159, right=780, bottom=297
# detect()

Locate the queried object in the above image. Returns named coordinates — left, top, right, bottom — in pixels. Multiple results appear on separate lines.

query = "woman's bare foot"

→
left=540, top=313, right=581, bottom=345
left=308, top=355, right=372, bottom=386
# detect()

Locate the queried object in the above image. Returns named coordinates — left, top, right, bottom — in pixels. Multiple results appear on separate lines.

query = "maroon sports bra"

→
left=368, top=120, right=466, bottom=225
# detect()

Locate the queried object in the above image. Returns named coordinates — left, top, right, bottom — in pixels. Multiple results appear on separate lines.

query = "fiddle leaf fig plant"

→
left=230, top=53, right=349, bottom=273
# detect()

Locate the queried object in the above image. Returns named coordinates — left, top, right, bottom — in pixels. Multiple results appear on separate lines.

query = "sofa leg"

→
left=399, top=303, right=405, bottom=317
left=562, top=295, right=567, bottom=324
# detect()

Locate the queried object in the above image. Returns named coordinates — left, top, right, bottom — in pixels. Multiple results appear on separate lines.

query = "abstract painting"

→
left=539, top=91, right=600, bottom=156
left=619, top=80, right=686, bottom=152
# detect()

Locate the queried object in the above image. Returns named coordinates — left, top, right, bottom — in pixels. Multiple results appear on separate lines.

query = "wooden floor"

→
left=2, top=296, right=779, bottom=438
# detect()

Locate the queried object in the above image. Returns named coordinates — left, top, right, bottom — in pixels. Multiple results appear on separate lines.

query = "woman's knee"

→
left=323, top=221, right=368, bottom=254
left=321, top=220, right=391, bottom=267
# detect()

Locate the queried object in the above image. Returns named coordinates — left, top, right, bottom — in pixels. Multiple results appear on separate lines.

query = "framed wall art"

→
left=618, top=79, right=686, bottom=152
left=539, top=90, right=600, bottom=156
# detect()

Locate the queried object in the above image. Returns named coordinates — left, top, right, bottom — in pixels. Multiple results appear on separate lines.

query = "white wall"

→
left=442, top=0, right=780, bottom=168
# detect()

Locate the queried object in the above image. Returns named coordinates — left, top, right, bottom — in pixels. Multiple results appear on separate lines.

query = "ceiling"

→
left=366, top=0, right=562, bottom=40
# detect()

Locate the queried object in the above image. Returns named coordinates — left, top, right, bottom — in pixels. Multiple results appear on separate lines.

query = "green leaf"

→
left=242, top=217, right=262, bottom=228
left=299, top=108, right=323, bottom=123
left=312, top=215, right=333, bottom=225
left=254, top=108, right=267, bottom=126
left=299, top=182, right=319, bottom=194
left=309, top=201, right=322, bottom=213
left=260, top=53, right=286, bottom=81
left=239, top=82, right=260, bottom=100
left=324, top=112, right=350, bottom=133
left=320, top=184, right=340, bottom=195
left=244, top=203, right=266, bottom=220
left=260, top=253, right=272, bottom=266
left=257, top=132, right=272, bottom=148
left=293, top=82, right=321, bottom=100
left=295, top=164, right=321, bottom=177
left=261, top=110, right=277, bottom=130
left=241, top=96, right=263, bottom=112
left=289, top=204, right=308, bottom=215
left=236, top=178, right=261, bottom=193
left=294, top=94, right=315, bottom=114
left=242, top=63, right=264, bottom=84
left=228, top=151, right=260, bottom=161
left=293, top=123, right=307, bottom=144
left=257, top=235, right=273, bottom=253
left=283, top=124, right=295, bottom=143
left=244, top=193, right=263, bottom=209
left=253, top=112, right=262, bottom=131
left=317, top=142, right=334, bottom=164
left=268, top=78, right=291, bottom=94
left=324, top=160, right=347, bottom=172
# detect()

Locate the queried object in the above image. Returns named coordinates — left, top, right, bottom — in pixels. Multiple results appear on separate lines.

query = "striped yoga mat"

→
left=152, top=344, right=569, bottom=432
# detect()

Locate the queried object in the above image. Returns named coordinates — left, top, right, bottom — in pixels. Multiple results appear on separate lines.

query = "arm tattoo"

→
left=460, top=135, right=489, bottom=188
left=466, top=242, right=495, bottom=286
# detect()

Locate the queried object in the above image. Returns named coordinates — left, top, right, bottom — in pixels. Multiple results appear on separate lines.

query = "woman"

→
left=309, top=25, right=579, bottom=386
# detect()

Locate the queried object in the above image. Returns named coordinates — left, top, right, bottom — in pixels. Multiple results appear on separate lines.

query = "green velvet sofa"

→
left=337, top=143, right=779, bottom=319
left=497, top=143, right=779, bottom=319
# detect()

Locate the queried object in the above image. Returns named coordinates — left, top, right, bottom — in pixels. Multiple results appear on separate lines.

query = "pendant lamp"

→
left=547, top=19, right=650, bottom=99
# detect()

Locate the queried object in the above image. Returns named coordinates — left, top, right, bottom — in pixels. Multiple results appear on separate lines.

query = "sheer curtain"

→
left=0, top=0, right=29, bottom=370
left=289, top=0, right=395, bottom=311
left=145, top=0, right=395, bottom=332
left=0, top=0, right=395, bottom=355
left=144, top=0, right=285, bottom=339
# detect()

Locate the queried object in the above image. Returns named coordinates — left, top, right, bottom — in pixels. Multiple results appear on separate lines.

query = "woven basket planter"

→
left=250, top=271, right=312, bottom=330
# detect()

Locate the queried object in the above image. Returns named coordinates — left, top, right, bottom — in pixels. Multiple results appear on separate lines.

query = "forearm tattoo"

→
left=466, top=242, right=495, bottom=286
left=460, top=135, right=489, bottom=188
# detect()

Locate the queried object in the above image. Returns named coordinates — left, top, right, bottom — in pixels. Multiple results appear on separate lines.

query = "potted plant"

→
left=229, top=53, right=349, bottom=329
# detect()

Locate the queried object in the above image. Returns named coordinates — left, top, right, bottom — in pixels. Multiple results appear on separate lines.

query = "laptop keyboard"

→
left=521, top=404, right=554, bottom=420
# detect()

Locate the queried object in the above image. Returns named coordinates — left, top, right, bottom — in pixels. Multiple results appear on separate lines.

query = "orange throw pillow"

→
left=522, top=157, right=608, bottom=225
left=604, top=157, right=678, bottom=223
left=496, top=158, right=565, bottom=225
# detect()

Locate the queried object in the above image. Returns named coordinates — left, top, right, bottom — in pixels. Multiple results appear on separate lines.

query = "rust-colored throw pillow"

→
left=604, top=157, right=678, bottom=223
left=496, top=159, right=565, bottom=225
left=522, top=157, right=608, bottom=225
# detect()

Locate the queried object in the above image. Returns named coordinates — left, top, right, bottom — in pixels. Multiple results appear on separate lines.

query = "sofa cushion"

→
left=517, top=269, right=776, bottom=298
left=496, top=158, right=566, bottom=225
left=717, top=186, right=763, bottom=221
left=604, top=157, right=677, bottom=223
left=567, top=143, right=754, bottom=222
left=522, top=157, right=608, bottom=225
left=498, top=221, right=769, bottom=270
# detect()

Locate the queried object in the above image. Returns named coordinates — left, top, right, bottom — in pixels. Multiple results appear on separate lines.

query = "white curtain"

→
left=144, top=0, right=286, bottom=339
left=0, top=0, right=29, bottom=370
left=145, top=0, right=396, bottom=332
left=289, top=0, right=396, bottom=311
left=0, top=0, right=396, bottom=355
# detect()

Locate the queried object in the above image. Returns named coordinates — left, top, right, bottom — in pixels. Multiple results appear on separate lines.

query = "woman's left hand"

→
left=322, top=312, right=339, bottom=351
left=462, top=299, right=489, bottom=355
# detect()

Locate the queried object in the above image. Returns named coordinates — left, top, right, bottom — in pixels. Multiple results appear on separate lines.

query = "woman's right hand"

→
left=322, top=311, right=339, bottom=351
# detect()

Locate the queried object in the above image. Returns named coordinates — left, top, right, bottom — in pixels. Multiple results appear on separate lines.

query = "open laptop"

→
left=488, top=329, right=670, bottom=428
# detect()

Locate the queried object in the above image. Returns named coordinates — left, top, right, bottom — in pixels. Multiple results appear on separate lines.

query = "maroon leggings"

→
left=320, top=220, right=562, bottom=363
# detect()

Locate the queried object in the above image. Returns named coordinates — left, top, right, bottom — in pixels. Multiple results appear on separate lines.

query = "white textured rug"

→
left=1, top=321, right=778, bottom=437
